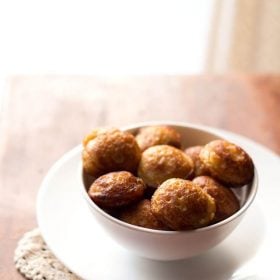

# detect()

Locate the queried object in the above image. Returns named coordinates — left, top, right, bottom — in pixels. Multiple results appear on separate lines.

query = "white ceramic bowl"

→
left=80, top=123, right=258, bottom=261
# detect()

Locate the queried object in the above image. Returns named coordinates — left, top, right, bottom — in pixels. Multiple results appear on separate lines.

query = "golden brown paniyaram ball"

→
left=82, top=127, right=118, bottom=147
left=82, top=129, right=141, bottom=177
left=138, top=145, right=194, bottom=188
left=120, top=199, right=169, bottom=230
left=193, top=176, right=240, bottom=223
left=151, top=178, right=216, bottom=230
left=135, top=126, right=182, bottom=151
left=200, top=140, right=254, bottom=187
left=88, top=171, right=146, bottom=208
left=185, top=146, right=209, bottom=178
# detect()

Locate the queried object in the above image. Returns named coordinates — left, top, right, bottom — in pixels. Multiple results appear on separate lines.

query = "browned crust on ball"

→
left=200, top=140, right=254, bottom=187
left=151, top=179, right=216, bottom=230
left=185, top=146, right=209, bottom=178
left=83, top=130, right=141, bottom=177
left=120, top=199, right=169, bottom=230
left=138, top=145, right=194, bottom=188
left=82, top=127, right=119, bottom=147
left=88, top=171, right=146, bottom=208
left=193, top=176, right=240, bottom=223
left=136, top=126, right=182, bottom=151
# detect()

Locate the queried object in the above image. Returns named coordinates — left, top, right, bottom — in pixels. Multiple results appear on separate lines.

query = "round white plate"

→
left=37, top=127, right=280, bottom=280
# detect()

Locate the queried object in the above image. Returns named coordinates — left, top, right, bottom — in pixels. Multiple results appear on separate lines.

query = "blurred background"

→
left=0, top=0, right=279, bottom=75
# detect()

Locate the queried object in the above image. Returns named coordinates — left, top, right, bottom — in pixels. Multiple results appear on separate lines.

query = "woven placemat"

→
left=14, top=228, right=81, bottom=280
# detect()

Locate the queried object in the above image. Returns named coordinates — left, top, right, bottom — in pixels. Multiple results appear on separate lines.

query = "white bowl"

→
left=80, top=123, right=258, bottom=261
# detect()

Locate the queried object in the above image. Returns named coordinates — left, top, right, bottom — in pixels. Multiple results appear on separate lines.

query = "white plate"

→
left=37, top=127, right=280, bottom=280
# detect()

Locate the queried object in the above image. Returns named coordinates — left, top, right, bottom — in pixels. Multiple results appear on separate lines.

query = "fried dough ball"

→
left=82, top=127, right=118, bottom=147
left=185, top=146, right=209, bottom=178
left=83, top=130, right=141, bottom=177
left=193, top=176, right=240, bottom=223
left=120, top=199, right=169, bottom=230
left=88, top=171, right=146, bottom=208
left=200, top=140, right=254, bottom=187
left=135, top=126, right=182, bottom=151
left=151, top=179, right=216, bottom=230
left=138, top=145, right=194, bottom=188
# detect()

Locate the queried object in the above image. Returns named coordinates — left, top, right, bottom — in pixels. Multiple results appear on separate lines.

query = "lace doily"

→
left=14, top=228, right=81, bottom=280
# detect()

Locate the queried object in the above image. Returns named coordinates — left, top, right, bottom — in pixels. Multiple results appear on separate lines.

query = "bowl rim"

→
left=80, top=121, right=258, bottom=235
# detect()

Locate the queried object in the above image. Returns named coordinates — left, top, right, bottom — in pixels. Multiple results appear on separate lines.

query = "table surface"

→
left=1, top=75, right=280, bottom=279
